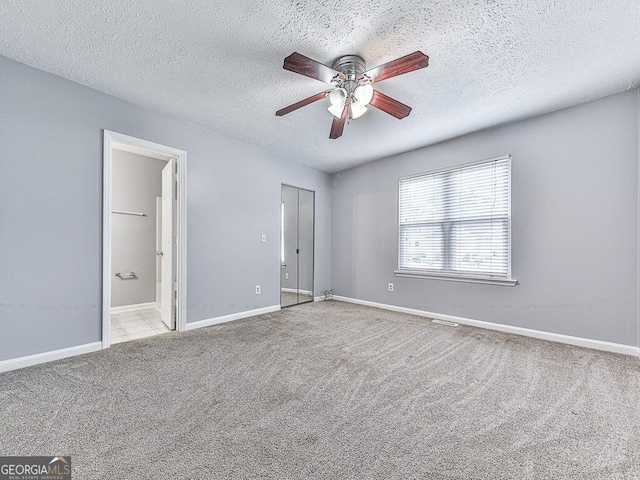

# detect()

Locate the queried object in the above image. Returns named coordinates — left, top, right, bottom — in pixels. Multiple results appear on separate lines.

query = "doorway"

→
left=280, top=184, right=315, bottom=307
left=102, top=131, right=187, bottom=348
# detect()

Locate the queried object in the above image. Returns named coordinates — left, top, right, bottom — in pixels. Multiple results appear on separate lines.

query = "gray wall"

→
left=0, top=55, right=331, bottom=362
left=111, top=150, right=165, bottom=307
left=332, top=88, right=640, bottom=347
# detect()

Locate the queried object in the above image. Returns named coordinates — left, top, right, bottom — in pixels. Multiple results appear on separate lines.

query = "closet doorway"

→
left=280, top=185, right=315, bottom=307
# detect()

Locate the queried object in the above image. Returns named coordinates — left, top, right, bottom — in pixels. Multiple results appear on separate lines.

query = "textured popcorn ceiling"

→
left=1, top=1, right=640, bottom=172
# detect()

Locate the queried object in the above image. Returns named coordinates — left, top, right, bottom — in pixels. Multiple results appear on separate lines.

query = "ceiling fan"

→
left=276, top=51, right=429, bottom=139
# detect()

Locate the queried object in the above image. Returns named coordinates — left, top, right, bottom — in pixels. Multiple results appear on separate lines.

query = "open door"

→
left=103, top=130, right=186, bottom=348
left=160, top=159, right=175, bottom=329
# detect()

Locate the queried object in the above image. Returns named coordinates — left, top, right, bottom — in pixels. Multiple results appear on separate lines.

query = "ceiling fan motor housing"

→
left=332, top=55, right=367, bottom=92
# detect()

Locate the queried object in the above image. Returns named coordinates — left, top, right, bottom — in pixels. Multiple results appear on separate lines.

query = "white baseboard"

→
left=0, top=342, right=103, bottom=374
left=333, top=296, right=640, bottom=358
left=111, top=302, right=157, bottom=314
left=185, top=305, right=281, bottom=331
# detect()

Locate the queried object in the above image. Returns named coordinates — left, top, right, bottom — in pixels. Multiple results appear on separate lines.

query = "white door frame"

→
left=102, top=130, right=188, bottom=348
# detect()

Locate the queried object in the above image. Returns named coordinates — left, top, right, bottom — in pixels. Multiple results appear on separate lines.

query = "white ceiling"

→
left=1, top=1, right=640, bottom=173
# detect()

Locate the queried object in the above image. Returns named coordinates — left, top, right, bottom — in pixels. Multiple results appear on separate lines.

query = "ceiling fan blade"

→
left=329, top=97, right=350, bottom=139
left=360, top=51, right=429, bottom=83
left=283, top=52, right=345, bottom=84
left=276, top=91, right=329, bottom=116
left=369, top=90, right=412, bottom=119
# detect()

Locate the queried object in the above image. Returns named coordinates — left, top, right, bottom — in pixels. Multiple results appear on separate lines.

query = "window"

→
left=397, top=156, right=515, bottom=285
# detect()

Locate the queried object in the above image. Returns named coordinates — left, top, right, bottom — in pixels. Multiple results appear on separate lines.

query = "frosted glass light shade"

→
left=353, top=84, right=374, bottom=105
left=329, top=88, right=347, bottom=107
left=328, top=103, right=345, bottom=118
left=350, top=100, right=368, bottom=119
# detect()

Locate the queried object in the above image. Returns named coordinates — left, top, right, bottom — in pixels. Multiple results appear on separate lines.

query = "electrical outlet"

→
left=255, top=285, right=261, bottom=295
left=261, top=234, right=266, bottom=242
left=285, top=272, right=288, bottom=280
left=388, top=283, right=394, bottom=292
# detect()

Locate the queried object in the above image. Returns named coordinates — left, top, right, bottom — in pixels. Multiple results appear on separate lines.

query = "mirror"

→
left=281, top=185, right=314, bottom=307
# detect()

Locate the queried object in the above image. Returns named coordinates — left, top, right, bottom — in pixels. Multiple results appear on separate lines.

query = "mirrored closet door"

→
left=281, top=184, right=315, bottom=307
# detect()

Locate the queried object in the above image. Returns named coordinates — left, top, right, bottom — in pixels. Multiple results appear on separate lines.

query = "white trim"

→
left=333, top=296, right=640, bottom=358
left=103, top=130, right=188, bottom=349
left=110, top=302, right=158, bottom=314
left=394, top=270, right=518, bottom=286
left=102, top=132, right=112, bottom=347
left=185, top=305, right=281, bottom=331
left=0, top=342, right=102, bottom=374
left=176, top=149, right=188, bottom=334
left=637, top=87, right=640, bottom=351
left=314, top=296, right=325, bottom=302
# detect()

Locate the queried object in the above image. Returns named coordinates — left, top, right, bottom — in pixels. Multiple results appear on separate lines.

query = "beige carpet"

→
left=1, top=300, right=639, bottom=479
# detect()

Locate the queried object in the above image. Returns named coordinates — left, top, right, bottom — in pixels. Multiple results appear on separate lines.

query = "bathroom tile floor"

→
left=111, top=308, right=171, bottom=344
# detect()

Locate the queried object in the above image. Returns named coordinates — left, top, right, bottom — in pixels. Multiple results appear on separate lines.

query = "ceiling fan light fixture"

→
left=328, top=103, right=345, bottom=118
left=328, top=87, right=347, bottom=107
left=353, top=84, right=374, bottom=105
left=276, top=51, right=429, bottom=138
left=350, top=100, right=368, bottom=119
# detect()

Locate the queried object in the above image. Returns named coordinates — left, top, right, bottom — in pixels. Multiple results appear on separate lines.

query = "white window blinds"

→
left=398, top=156, right=511, bottom=280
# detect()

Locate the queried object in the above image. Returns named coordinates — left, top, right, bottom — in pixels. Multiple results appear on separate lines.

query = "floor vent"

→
left=431, top=319, right=459, bottom=327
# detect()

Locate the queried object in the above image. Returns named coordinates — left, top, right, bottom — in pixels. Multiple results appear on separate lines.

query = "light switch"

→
left=261, top=234, right=267, bottom=242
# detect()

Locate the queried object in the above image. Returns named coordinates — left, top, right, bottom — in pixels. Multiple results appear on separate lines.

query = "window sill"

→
left=394, top=270, right=518, bottom=287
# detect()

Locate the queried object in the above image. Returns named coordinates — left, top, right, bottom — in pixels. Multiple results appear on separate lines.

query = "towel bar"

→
left=115, top=272, right=137, bottom=279
left=112, top=210, right=146, bottom=217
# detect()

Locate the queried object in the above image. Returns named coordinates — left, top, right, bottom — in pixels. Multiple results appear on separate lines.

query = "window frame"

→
left=394, top=155, right=517, bottom=287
